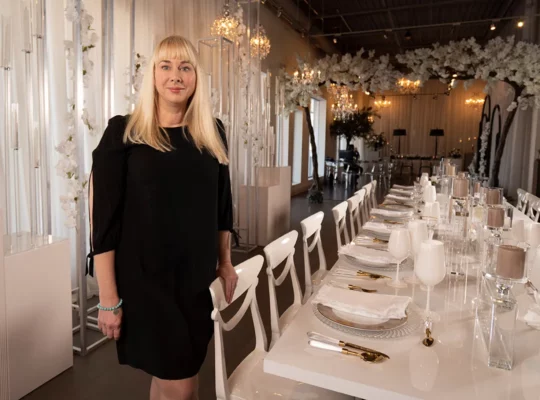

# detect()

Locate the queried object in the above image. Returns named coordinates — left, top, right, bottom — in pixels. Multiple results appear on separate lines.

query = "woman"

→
left=88, top=35, right=238, bottom=400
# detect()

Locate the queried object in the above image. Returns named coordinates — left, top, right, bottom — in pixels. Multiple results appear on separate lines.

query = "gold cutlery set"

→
left=334, top=267, right=391, bottom=280
left=307, top=331, right=389, bottom=363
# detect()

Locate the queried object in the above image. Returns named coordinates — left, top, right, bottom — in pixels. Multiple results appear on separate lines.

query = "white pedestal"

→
left=2, top=233, right=73, bottom=400
left=239, top=167, right=291, bottom=246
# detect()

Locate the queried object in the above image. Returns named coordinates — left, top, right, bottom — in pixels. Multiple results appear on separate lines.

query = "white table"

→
left=264, top=207, right=540, bottom=400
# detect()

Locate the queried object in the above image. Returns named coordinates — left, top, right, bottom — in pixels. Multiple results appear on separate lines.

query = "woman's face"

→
left=154, top=58, right=197, bottom=107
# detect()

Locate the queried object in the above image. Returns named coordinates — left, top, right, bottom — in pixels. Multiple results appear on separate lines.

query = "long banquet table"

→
left=263, top=206, right=540, bottom=400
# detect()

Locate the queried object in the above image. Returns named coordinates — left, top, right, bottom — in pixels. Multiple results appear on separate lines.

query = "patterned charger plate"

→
left=313, top=303, right=423, bottom=339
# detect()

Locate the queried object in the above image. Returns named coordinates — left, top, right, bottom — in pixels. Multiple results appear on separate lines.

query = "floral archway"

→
left=282, top=36, right=540, bottom=201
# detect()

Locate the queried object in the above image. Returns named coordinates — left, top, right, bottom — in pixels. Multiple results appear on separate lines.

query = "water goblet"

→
left=387, top=228, right=411, bottom=288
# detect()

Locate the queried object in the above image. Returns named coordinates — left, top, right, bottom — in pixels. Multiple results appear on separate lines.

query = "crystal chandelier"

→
left=250, top=24, right=271, bottom=60
left=329, top=84, right=357, bottom=121
left=211, top=1, right=241, bottom=42
left=465, top=94, right=485, bottom=110
left=292, top=64, right=318, bottom=85
left=397, top=78, right=420, bottom=94
left=374, top=96, right=391, bottom=109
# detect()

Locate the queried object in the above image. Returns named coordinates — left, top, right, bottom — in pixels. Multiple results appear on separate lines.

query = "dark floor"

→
left=22, top=174, right=412, bottom=400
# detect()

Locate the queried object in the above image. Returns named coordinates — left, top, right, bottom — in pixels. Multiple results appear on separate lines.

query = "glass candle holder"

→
left=484, top=238, right=529, bottom=282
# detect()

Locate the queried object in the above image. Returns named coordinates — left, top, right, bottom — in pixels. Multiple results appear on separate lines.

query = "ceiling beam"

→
left=337, top=8, right=353, bottom=32
left=311, top=13, right=540, bottom=37
left=381, top=0, right=402, bottom=51
left=321, top=0, right=494, bottom=19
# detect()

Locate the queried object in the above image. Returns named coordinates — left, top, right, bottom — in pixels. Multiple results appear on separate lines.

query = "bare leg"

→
left=150, top=378, right=160, bottom=400
left=150, top=375, right=199, bottom=400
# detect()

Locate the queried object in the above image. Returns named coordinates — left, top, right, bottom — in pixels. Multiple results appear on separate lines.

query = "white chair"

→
left=517, top=188, right=529, bottom=213
left=300, top=212, right=328, bottom=303
left=210, top=256, right=352, bottom=400
left=362, top=183, right=373, bottom=216
left=332, top=201, right=350, bottom=248
left=371, top=179, right=378, bottom=209
left=347, top=194, right=362, bottom=239
left=528, top=198, right=540, bottom=222
left=264, top=231, right=302, bottom=349
left=354, top=188, right=368, bottom=227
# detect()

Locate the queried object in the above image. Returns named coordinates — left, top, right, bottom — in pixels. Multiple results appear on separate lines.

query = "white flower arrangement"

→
left=124, top=52, right=148, bottom=112
left=57, top=0, right=97, bottom=227
left=396, top=36, right=540, bottom=111
left=478, top=123, right=491, bottom=177
left=55, top=102, right=89, bottom=228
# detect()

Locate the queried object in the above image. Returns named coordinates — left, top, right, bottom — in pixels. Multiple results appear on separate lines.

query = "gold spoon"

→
left=422, top=327, right=435, bottom=347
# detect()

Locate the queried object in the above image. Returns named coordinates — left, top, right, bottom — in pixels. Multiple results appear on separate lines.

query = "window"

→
left=308, top=98, right=327, bottom=179
left=292, top=110, right=303, bottom=185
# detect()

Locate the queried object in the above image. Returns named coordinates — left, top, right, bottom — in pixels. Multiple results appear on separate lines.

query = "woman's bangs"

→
left=155, top=37, right=197, bottom=67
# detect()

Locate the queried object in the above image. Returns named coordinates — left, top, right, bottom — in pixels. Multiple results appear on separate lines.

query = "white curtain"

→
left=369, top=80, right=488, bottom=158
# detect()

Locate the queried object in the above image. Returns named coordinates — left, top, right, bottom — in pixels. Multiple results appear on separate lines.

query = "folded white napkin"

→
left=338, top=243, right=396, bottom=265
left=371, top=208, right=413, bottom=218
left=393, top=184, right=414, bottom=190
left=386, top=194, right=414, bottom=203
left=363, top=221, right=392, bottom=234
left=313, top=284, right=411, bottom=319
left=390, top=188, right=413, bottom=196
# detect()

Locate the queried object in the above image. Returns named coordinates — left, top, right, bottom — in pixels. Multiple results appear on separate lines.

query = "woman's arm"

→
left=89, top=173, right=122, bottom=340
left=218, top=231, right=231, bottom=266
left=217, top=231, right=237, bottom=304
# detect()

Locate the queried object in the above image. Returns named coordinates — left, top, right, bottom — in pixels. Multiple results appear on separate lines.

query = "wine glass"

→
left=416, top=240, right=446, bottom=323
left=413, top=182, right=423, bottom=217
left=423, top=202, right=440, bottom=240
left=405, top=220, right=428, bottom=285
left=387, top=228, right=411, bottom=288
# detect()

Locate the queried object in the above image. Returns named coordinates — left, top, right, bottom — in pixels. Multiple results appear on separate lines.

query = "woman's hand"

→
left=217, top=262, right=238, bottom=304
left=97, top=298, right=123, bottom=340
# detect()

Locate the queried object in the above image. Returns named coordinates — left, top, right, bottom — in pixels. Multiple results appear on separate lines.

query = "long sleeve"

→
left=87, top=115, right=128, bottom=274
left=216, top=119, right=233, bottom=232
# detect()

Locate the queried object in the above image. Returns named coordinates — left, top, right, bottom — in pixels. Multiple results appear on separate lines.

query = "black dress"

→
left=89, top=115, right=233, bottom=380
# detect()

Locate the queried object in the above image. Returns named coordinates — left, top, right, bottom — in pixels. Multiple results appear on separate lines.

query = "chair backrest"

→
left=300, top=212, right=327, bottom=302
left=528, top=198, right=540, bottom=222
left=354, top=188, right=367, bottom=226
left=332, top=201, right=350, bottom=248
left=517, top=188, right=529, bottom=213
left=362, top=183, right=372, bottom=216
left=347, top=194, right=362, bottom=238
left=210, top=255, right=267, bottom=400
left=371, top=180, right=378, bottom=208
left=263, top=230, right=302, bottom=348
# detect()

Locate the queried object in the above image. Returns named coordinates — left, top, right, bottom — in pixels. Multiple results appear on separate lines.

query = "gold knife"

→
left=307, top=331, right=390, bottom=360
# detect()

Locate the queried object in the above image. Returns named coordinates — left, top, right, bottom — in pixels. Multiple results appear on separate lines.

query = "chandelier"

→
left=397, top=78, right=420, bottom=94
left=292, top=64, right=318, bottom=85
left=250, top=24, right=271, bottom=60
left=211, top=1, right=241, bottom=42
left=374, top=96, right=391, bottom=109
left=465, top=94, right=485, bottom=110
left=329, top=84, right=357, bottom=121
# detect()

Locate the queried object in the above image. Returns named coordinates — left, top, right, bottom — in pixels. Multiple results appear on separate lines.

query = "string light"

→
left=490, top=23, right=496, bottom=31
left=517, top=20, right=524, bottom=28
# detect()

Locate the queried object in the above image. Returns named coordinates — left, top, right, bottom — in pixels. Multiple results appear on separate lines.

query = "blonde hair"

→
left=124, top=35, right=228, bottom=164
